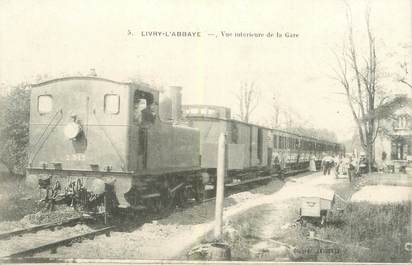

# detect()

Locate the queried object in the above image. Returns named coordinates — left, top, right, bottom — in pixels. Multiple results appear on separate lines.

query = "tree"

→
left=0, top=84, right=30, bottom=176
left=266, top=89, right=337, bottom=142
left=268, top=90, right=295, bottom=128
left=397, top=60, right=412, bottom=92
left=364, top=94, right=410, bottom=121
left=375, top=43, right=411, bottom=93
left=267, top=91, right=312, bottom=131
left=235, top=81, right=260, bottom=123
left=270, top=92, right=281, bottom=127
left=332, top=5, right=386, bottom=172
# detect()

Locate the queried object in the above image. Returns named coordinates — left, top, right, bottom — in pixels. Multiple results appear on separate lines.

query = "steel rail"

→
left=0, top=217, right=84, bottom=240
left=224, top=175, right=273, bottom=187
left=1, top=226, right=114, bottom=259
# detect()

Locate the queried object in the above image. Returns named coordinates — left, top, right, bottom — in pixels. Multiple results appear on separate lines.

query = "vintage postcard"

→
left=0, top=0, right=411, bottom=263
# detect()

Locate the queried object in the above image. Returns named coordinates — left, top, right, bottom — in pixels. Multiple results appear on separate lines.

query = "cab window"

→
left=134, top=98, right=147, bottom=123
left=104, top=94, right=120, bottom=114
left=38, top=95, right=53, bottom=114
left=133, top=90, right=155, bottom=125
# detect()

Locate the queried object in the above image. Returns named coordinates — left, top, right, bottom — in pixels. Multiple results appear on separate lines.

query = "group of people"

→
left=315, top=154, right=361, bottom=182
left=273, top=151, right=365, bottom=183
left=321, top=155, right=340, bottom=176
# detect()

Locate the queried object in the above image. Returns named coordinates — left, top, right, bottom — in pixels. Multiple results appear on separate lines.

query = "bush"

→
left=0, top=84, right=30, bottom=176
left=292, top=202, right=411, bottom=262
left=340, top=202, right=411, bottom=262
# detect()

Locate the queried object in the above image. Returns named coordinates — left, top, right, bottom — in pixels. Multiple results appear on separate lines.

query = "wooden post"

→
left=214, top=133, right=226, bottom=240
left=104, top=192, right=108, bottom=225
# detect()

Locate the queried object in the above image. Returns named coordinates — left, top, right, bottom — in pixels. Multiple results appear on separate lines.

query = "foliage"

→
left=0, top=84, right=31, bottom=175
left=292, top=202, right=411, bottom=262
left=0, top=177, right=41, bottom=222
left=222, top=205, right=266, bottom=260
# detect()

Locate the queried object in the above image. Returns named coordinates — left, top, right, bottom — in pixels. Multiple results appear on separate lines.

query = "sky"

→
left=0, top=0, right=411, bottom=141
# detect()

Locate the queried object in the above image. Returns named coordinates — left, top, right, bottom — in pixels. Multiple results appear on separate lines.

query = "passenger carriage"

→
left=182, top=105, right=273, bottom=186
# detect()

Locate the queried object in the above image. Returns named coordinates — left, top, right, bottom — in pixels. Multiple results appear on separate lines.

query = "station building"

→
left=374, top=95, right=412, bottom=172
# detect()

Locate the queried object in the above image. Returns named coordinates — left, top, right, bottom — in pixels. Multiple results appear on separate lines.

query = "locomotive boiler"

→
left=26, top=76, right=203, bottom=214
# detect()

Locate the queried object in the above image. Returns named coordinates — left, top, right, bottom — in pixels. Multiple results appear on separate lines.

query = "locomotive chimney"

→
left=169, top=86, right=182, bottom=121
left=159, top=90, right=172, bottom=121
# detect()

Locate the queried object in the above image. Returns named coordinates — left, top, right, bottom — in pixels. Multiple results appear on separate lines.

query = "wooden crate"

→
left=300, top=189, right=335, bottom=218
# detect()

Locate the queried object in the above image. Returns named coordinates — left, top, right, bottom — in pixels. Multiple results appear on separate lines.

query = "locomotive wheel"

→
left=194, top=190, right=204, bottom=203
left=176, top=191, right=183, bottom=207
left=153, top=197, right=164, bottom=213
left=162, top=188, right=176, bottom=212
left=193, top=177, right=205, bottom=202
left=177, top=187, right=190, bottom=208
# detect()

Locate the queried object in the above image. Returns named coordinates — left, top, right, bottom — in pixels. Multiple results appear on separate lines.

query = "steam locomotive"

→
left=25, top=76, right=344, bottom=215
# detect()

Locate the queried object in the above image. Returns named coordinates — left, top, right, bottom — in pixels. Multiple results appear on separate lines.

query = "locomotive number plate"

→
left=66, top=154, right=86, bottom=161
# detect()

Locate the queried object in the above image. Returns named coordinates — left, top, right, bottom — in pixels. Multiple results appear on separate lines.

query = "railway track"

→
left=0, top=169, right=308, bottom=260
left=0, top=216, right=84, bottom=240
left=0, top=213, right=112, bottom=260
left=1, top=226, right=113, bottom=259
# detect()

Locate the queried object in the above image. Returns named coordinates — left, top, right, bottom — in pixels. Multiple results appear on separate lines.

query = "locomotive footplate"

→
left=26, top=167, right=205, bottom=213
left=26, top=168, right=134, bottom=213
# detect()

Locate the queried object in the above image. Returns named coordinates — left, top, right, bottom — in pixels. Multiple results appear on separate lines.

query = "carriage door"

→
left=267, top=147, right=272, bottom=169
left=249, top=126, right=253, bottom=166
left=257, top=128, right=263, bottom=164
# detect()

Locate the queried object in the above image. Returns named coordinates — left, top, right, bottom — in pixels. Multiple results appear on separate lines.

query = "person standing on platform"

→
left=322, top=155, right=333, bottom=175
left=347, top=155, right=358, bottom=183
left=309, top=154, right=317, bottom=172
left=334, top=155, right=341, bottom=178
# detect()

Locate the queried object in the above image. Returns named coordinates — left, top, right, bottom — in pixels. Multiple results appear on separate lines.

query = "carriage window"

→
left=189, top=108, right=198, bottom=114
left=104, top=94, right=120, bottom=114
left=38, top=95, right=53, bottom=114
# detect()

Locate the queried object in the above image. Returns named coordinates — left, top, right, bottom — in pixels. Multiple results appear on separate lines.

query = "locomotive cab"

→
left=26, top=77, right=201, bottom=213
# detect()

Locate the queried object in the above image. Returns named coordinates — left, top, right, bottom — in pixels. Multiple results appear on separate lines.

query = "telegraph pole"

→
left=214, top=133, right=226, bottom=240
